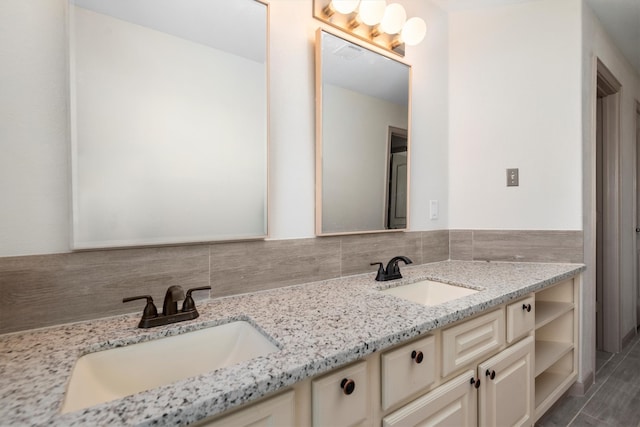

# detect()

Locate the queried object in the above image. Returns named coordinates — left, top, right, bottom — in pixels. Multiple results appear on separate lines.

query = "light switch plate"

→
left=507, top=168, right=519, bottom=186
left=429, top=200, right=439, bottom=220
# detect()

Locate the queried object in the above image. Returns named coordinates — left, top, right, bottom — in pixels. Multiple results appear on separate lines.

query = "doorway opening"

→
left=385, top=126, right=408, bottom=229
left=595, top=59, right=622, bottom=353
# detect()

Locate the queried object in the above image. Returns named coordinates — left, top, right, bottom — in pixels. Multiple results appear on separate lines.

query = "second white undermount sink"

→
left=381, top=280, right=479, bottom=306
left=61, top=320, right=278, bottom=414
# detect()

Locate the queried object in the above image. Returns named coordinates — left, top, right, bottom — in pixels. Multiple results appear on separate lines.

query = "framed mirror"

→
left=315, top=29, right=411, bottom=235
left=70, top=0, right=268, bottom=249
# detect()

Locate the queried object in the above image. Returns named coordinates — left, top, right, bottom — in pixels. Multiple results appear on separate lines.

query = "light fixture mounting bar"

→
left=313, top=0, right=406, bottom=57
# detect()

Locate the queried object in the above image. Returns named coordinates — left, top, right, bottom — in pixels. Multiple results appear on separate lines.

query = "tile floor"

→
left=536, top=331, right=640, bottom=426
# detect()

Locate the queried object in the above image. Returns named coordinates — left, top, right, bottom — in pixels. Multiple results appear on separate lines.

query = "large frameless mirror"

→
left=70, top=0, right=268, bottom=249
left=316, top=29, right=410, bottom=235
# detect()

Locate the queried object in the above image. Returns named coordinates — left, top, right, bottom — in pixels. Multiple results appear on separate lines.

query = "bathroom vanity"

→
left=0, top=260, right=583, bottom=426
left=202, top=275, right=578, bottom=426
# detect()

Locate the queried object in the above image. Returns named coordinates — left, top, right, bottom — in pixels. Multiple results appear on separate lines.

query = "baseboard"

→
left=569, top=370, right=594, bottom=396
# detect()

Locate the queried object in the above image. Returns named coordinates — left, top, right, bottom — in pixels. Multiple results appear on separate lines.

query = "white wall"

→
left=0, top=0, right=70, bottom=256
left=448, top=0, right=583, bottom=230
left=322, top=84, right=408, bottom=233
left=0, top=0, right=450, bottom=256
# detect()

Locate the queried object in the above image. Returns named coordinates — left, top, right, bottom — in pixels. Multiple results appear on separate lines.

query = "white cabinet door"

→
left=312, top=361, right=370, bottom=427
left=381, top=335, right=437, bottom=410
left=199, top=390, right=295, bottom=427
left=478, top=336, right=534, bottom=427
left=382, top=370, right=478, bottom=427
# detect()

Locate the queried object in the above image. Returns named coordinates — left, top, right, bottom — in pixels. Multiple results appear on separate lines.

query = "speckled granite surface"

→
left=0, top=260, right=584, bottom=426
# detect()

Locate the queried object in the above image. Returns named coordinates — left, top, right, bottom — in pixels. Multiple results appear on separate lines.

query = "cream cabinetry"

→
left=380, top=335, right=437, bottom=410
left=384, top=310, right=534, bottom=427
left=196, top=276, right=579, bottom=427
left=534, top=278, right=578, bottom=421
left=506, top=295, right=535, bottom=343
left=196, top=390, right=295, bottom=427
left=442, top=309, right=505, bottom=377
left=311, top=361, right=370, bottom=427
left=478, top=336, right=534, bottom=427
left=382, top=370, right=478, bottom=427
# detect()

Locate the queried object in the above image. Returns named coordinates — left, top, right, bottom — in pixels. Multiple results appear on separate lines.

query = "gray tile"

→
left=581, top=375, right=640, bottom=425
left=569, top=412, right=611, bottom=427
left=210, top=238, right=341, bottom=297
left=450, top=230, right=473, bottom=260
left=0, top=245, right=210, bottom=334
left=421, top=230, right=449, bottom=263
left=472, top=230, right=584, bottom=263
left=340, top=232, right=422, bottom=276
left=596, top=350, right=613, bottom=374
left=536, top=394, right=590, bottom=427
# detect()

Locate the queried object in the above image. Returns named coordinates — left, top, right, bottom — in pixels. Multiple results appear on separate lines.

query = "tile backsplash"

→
left=0, top=231, right=448, bottom=334
left=449, top=229, right=584, bottom=263
left=0, top=229, right=584, bottom=335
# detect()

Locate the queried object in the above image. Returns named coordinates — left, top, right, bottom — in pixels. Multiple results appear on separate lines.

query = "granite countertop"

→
left=0, top=260, right=585, bottom=426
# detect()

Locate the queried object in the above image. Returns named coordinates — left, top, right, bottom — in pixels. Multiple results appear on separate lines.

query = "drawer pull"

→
left=522, top=303, right=532, bottom=312
left=340, top=378, right=356, bottom=395
left=470, top=377, right=481, bottom=389
left=410, top=350, right=424, bottom=364
left=485, top=369, right=496, bottom=380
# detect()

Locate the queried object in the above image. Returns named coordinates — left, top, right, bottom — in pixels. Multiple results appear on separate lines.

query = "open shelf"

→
left=535, top=301, right=573, bottom=329
left=534, top=340, right=573, bottom=377
left=533, top=277, right=578, bottom=421
left=535, top=371, right=566, bottom=408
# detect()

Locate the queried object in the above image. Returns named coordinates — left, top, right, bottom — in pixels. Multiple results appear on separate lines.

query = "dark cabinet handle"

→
left=485, top=369, right=496, bottom=380
left=411, top=350, right=424, bottom=364
left=522, top=303, right=532, bottom=312
left=470, top=377, right=481, bottom=389
left=340, top=378, right=355, bottom=395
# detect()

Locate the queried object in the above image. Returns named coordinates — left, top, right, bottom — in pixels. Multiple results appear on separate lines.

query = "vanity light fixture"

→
left=314, top=0, right=427, bottom=56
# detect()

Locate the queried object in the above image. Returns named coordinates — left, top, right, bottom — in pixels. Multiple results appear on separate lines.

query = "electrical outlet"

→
left=507, top=168, right=519, bottom=186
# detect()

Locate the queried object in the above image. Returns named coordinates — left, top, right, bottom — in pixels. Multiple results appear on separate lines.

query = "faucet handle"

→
left=123, top=295, right=158, bottom=319
left=182, top=286, right=212, bottom=312
left=370, top=262, right=386, bottom=281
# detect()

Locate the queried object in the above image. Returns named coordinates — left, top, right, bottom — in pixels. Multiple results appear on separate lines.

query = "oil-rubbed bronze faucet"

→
left=123, top=285, right=211, bottom=328
left=370, top=256, right=413, bottom=281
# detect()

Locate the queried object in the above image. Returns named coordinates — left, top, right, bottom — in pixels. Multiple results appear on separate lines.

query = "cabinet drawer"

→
left=198, top=390, right=295, bottom=427
left=312, top=361, right=369, bottom=427
left=442, top=309, right=505, bottom=377
left=507, top=296, right=535, bottom=343
left=382, top=370, right=477, bottom=427
left=381, top=335, right=436, bottom=410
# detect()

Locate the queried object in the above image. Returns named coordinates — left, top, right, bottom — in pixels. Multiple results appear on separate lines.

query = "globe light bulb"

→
left=358, top=0, right=387, bottom=26
left=401, top=17, right=427, bottom=46
left=332, top=0, right=360, bottom=14
left=379, top=3, right=406, bottom=34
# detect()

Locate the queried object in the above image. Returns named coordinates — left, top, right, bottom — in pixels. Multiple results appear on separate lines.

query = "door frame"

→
left=635, top=100, right=640, bottom=325
left=595, top=58, right=622, bottom=353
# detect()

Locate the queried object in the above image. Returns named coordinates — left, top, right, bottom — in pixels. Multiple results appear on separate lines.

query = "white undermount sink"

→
left=61, top=321, right=279, bottom=414
left=381, top=280, right=479, bottom=306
